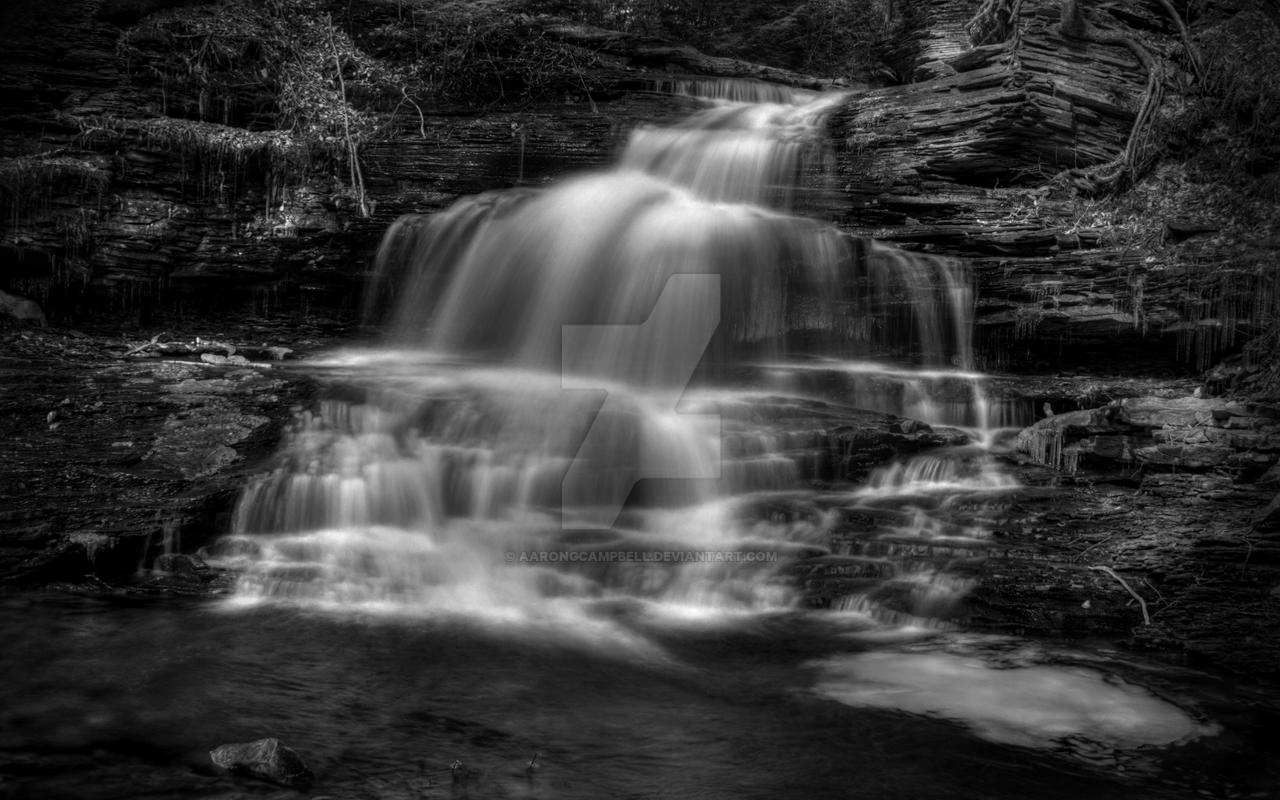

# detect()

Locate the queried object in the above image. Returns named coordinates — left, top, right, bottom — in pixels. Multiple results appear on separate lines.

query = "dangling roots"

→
left=1049, top=0, right=1199, bottom=195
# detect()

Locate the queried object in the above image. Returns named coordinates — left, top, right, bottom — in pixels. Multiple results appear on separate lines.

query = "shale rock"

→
left=210, top=737, right=314, bottom=790
left=827, top=419, right=969, bottom=481
left=0, top=326, right=309, bottom=586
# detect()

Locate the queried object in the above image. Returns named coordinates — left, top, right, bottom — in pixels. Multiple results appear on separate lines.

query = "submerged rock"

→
left=153, top=553, right=209, bottom=576
left=826, top=419, right=969, bottom=481
left=210, top=737, right=314, bottom=790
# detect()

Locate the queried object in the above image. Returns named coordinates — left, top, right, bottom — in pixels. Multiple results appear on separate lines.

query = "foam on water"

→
left=813, top=650, right=1217, bottom=749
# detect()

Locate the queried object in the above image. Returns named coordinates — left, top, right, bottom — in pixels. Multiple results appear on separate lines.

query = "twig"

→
left=391, top=86, right=427, bottom=139
left=401, top=87, right=427, bottom=138
left=578, top=72, right=599, bottom=114
left=1090, top=565, right=1151, bottom=624
left=120, top=333, right=165, bottom=358
left=1074, top=532, right=1116, bottom=561
left=1141, top=576, right=1165, bottom=605
left=1232, top=533, right=1256, bottom=577
left=325, top=14, right=369, bottom=217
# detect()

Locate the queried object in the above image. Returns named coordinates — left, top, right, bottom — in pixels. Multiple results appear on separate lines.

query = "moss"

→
left=92, top=116, right=306, bottom=162
left=1195, top=4, right=1280, bottom=146
left=0, top=154, right=111, bottom=267
left=0, top=155, right=111, bottom=222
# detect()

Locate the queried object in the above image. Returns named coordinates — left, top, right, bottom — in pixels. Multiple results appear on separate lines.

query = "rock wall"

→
left=826, top=0, right=1280, bottom=373
left=2, top=0, right=1275, bottom=376
left=0, top=0, right=702, bottom=324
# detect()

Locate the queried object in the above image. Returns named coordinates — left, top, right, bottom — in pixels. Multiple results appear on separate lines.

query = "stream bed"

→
left=2, top=591, right=1277, bottom=800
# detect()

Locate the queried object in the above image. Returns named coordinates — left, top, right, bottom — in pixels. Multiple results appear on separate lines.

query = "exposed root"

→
left=1090, top=564, right=1151, bottom=625
left=1152, top=0, right=1202, bottom=81
left=1048, top=0, right=1178, bottom=195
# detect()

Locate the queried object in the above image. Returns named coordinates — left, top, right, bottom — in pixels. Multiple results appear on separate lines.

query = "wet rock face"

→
left=0, top=326, right=313, bottom=585
left=968, top=466, right=1280, bottom=679
left=0, top=0, right=1224, bottom=371
left=826, top=420, right=970, bottom=481
left=824, top=0, right=1268, bottom=370
left=0, top=0, right=701, bottom=324
left=209, top=737, right=314, bottom=790
left=978, top=391, right=1280, bottom=678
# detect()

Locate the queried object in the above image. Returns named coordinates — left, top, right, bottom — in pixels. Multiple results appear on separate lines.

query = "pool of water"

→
left=2, top=593, right=1277, bottom=800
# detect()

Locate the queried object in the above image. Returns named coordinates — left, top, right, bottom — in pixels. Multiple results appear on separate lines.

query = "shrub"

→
left=1197, top=5, right=1280, bottom=144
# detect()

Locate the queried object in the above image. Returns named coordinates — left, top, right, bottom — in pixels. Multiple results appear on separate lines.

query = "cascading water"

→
left=1, top=66, right=1254, bottom=800
left=162, top=77, right=1239, bottom=773
left=220, top=80, right=1018, bottom=630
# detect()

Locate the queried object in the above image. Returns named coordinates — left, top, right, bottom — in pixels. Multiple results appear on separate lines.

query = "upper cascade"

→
left=371, top=172, right=852, bottom=386
left=621, top=84, right=847, bottom=206
left=654, top=77, right=817, bottom=105
left=366, top=80, right=972, bottom=381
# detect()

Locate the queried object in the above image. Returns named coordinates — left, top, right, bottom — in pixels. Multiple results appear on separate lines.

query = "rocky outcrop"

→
left=826, top=0, right=1271, bottom=370
left=535, top=21, right=844, bottom=89
left=0, top=0, right=705, bottom=324
left=0, top=323, right=322, bottom=585
left=967, top=464, right=1280, bottom=677
left=2, top=0, right=1274, bottom=376
left=1013, top=395, right=1280, bottom=476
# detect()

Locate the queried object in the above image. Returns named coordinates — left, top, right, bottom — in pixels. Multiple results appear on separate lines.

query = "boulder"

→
left=210, top=737, right=314, bottom=790
left=0, top=290, right=46, bottom=325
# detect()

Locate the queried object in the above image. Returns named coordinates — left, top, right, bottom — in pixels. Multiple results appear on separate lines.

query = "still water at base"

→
left=2, top=595, right=1276, bottom=800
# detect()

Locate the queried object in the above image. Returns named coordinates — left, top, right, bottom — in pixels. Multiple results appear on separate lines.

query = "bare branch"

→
left=1090, top=565, right=1151, bottom=625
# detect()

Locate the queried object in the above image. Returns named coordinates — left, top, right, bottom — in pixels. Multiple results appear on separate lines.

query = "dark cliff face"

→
left=0, top=0, right=695, bottom=325
left=2, top=0, right=1278, bottom=382
left=826, top=0, right=1280, bottom=376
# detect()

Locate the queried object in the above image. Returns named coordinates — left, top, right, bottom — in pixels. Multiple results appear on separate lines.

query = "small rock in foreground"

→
left=210, top=737, right=315, bottom=790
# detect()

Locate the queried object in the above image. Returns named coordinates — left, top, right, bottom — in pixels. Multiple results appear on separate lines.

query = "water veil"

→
left=187, top=75, right=1234, bottom=761
left=218, top=79, right=1013, bottom=636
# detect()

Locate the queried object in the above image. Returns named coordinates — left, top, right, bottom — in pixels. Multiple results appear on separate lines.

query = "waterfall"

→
left=218, top=80, right=1017, bottom=628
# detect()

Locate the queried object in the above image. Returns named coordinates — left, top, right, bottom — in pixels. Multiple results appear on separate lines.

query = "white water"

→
left=224, top=81, right=1003, bottom=621
left=207, top=79, right=1222, bottom=756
